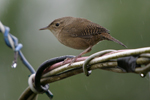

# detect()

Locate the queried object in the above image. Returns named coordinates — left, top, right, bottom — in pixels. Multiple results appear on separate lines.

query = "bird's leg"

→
left=77, top=46, right=93, bottom=58
left=69, top=46, right=93, bottom=65
left=62, top=46, right=92, bottom=66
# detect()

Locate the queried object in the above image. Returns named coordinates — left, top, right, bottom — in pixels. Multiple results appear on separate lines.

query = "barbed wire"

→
left=0, top=21, right=150, bottom=100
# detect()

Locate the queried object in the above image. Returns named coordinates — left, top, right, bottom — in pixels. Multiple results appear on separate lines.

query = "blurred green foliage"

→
left=0, top=0, right=150, bottom=100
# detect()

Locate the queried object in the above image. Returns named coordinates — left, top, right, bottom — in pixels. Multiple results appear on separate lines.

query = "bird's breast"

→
left=57, top=33, right=90, bottom=49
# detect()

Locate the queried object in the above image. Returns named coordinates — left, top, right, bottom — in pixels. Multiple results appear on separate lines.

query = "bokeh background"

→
left=0, top=0, right=150, bottom=100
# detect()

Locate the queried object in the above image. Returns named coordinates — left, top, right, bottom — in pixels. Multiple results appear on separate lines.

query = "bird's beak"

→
left=39, top=26, right=49, bottom=30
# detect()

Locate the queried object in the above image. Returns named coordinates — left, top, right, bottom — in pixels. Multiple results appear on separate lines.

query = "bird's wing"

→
left=70, top=22, right=109, bottom=39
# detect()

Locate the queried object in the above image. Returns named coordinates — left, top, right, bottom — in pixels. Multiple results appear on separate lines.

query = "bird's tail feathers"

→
left=101, top=33, right=127, bottom=48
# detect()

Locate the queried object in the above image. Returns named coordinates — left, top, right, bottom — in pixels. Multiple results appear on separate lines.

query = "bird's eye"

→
left=55, top=23, right=59, bottom=26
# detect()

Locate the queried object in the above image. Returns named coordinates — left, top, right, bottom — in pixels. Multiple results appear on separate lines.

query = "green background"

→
left=0, top=0, right=150, bottom=100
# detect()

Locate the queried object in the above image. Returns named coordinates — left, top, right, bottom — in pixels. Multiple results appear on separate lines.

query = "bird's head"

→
left=40, top=17, right=74, bottom=36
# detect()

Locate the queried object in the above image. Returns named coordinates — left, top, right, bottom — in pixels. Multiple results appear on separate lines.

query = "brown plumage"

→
left=40, top=16, right=127, bottom=60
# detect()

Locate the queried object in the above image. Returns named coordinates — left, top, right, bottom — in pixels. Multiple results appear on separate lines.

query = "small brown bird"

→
left=40, top=16, right=127, bottom=61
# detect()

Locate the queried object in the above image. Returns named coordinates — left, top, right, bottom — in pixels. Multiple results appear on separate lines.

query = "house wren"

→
left=40, top=16, right=127, bottom=61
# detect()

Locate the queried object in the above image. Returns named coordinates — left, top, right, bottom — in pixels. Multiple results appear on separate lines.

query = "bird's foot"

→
left=61, top=57, right=73, bottom=65
left=67, top=57, right=77, bottom=66
left=61, top=56, right=80, bottom=66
